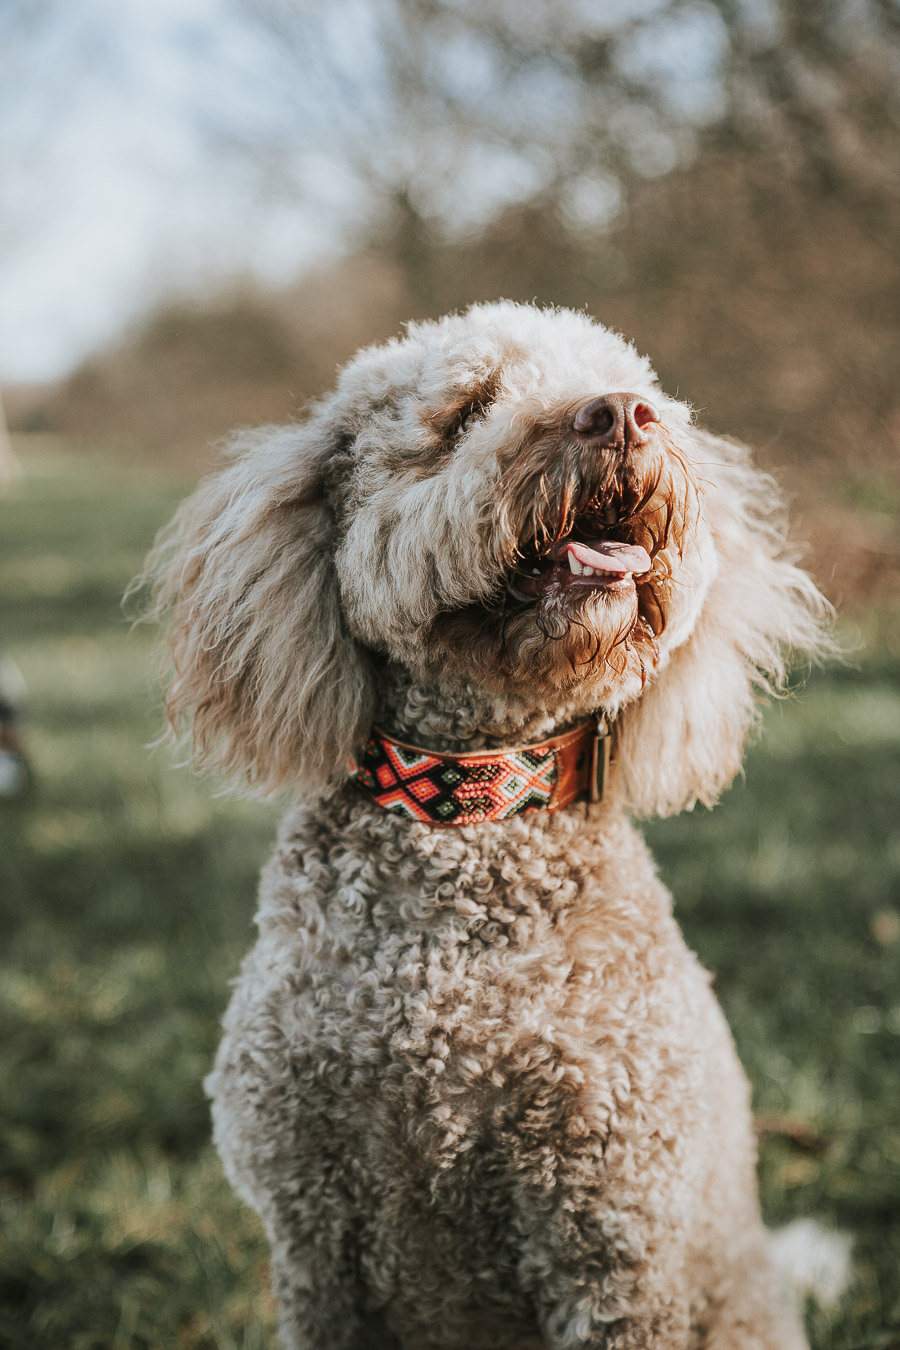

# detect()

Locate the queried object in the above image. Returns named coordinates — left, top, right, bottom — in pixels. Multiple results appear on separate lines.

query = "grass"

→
left=1, top=438, right=898, bottom=1349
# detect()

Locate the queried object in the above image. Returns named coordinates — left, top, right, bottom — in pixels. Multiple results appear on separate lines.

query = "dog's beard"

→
left=430, top=430, right=698, bottom=692
left=527, top=582, right=642, bottom=667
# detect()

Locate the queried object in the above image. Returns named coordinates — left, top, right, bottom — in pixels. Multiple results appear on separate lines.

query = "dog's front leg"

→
left=268, top=1239, right=360, bottom=1350
left=208, top=1003, right=398, bottom=1350
left=512, top=1126, right=696, bottom=1349
left=516, top=1186, right=693, bottom=1350
left=532, top=1260, right=692, bottom=1350
left=266, top=1218, right=401, bottom=1350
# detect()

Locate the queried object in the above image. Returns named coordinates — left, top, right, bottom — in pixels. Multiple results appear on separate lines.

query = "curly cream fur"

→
left=141, top=421, right=373, bottom=793
left=143, top=302, right=831, bottom=1349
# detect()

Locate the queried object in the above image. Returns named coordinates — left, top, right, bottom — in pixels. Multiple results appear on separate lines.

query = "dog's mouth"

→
left=516, top=534, right=652, bottom=596
left=510, top=502, right=655, bottom=600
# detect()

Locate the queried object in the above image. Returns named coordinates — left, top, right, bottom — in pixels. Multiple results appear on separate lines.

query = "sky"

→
left=0, top=0, right=340, bottom=383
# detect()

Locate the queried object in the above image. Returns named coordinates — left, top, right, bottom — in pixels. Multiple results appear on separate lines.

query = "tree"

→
left=231, top=0, right=899, bottom=255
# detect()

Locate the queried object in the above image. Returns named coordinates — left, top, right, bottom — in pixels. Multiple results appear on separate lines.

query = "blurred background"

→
left=0, top=2, right=898, bottom=1347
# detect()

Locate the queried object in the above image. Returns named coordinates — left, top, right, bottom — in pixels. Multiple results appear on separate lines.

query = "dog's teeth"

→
left=568, top=556, right=583, bottom=574
left=582, top=566, right=595, bottom=577
left=531, top=568, right=541, bottom=575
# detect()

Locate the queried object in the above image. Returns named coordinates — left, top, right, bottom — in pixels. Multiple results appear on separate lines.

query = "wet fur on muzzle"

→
left=433, top=420, right=701, bottom=683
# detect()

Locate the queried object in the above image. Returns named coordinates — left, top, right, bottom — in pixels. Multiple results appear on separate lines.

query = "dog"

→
left=144, top=302, right=831, bottom=1348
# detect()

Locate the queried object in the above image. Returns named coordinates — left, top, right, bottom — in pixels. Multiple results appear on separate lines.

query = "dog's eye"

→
left=453, top=404, right=486, bottom=439
left=426, top=374, right=499, bottom=450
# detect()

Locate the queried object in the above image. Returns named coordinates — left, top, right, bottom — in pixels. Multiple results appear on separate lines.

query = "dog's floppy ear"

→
left=139, top=416, right=373, bottom=798
left=613, top=433, right=833, bottom=818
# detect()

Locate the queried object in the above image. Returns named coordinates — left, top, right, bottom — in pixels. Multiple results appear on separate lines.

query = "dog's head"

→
left=143, top=302, right=829, bottom=815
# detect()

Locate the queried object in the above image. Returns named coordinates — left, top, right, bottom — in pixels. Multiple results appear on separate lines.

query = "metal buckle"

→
left=590, top=714, right=611, bottom=803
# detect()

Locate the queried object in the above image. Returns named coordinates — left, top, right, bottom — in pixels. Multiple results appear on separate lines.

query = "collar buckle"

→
left=590, top=714, right=612, bottom=803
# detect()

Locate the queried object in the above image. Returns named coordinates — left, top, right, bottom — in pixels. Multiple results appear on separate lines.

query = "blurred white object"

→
left=0, top=749, right=29, bottom=798
left=0, top=652, right=27, bottom=708
left=770, top=1219, right=854, bottom=1310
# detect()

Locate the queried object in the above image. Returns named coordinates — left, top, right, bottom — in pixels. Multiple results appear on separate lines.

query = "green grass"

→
left=1, top=439, right=898, bottom=1349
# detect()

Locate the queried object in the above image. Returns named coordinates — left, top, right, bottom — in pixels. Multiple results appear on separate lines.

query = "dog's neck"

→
left=374, top=661, right=600, bottom=755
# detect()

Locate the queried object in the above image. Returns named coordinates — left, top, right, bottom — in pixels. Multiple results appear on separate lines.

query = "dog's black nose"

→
left=573, top=393, right=661, bottom=450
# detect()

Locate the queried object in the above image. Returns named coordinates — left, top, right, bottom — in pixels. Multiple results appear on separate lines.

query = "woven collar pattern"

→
left=351, top=721, right=601, bottom=827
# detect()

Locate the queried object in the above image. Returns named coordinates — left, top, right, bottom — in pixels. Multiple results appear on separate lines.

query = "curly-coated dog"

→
left=145, top=303, right=831, bottom=1349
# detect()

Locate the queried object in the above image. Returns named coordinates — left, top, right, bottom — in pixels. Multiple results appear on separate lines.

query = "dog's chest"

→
left=221, top=809, right=714, bottom=1334
left=258, top=808, right=702, bottom=1189
left=261, top=870, right=700, bottom=1327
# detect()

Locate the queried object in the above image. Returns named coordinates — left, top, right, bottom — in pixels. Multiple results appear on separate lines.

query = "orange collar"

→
left=351, top=716, right=611, bottom=827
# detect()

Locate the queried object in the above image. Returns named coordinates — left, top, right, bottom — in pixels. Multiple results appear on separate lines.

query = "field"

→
left=1, top=439, right=898, bottom=1349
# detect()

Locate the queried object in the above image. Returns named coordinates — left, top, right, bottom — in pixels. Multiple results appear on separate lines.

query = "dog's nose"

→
left=573, top=393, right=661, bottom=450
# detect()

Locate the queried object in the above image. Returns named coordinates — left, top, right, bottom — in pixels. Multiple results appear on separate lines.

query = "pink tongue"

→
left=562, top=540, right=652, bottom=574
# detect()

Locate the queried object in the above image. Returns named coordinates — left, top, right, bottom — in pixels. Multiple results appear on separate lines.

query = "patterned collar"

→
left=351, top=716, right=611, bottom=827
